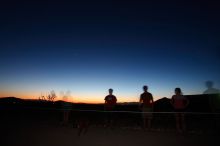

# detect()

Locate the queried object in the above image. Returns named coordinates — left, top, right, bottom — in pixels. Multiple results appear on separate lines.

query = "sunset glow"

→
left=1, top=0, right=220, bottom=103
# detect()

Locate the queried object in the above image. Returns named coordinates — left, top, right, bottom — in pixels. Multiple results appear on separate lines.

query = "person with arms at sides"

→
left=104, top=88, right=117, bottom=128
left=171, top=88, right=189, bottom=133
left=139, top=85, right=154, bottom=130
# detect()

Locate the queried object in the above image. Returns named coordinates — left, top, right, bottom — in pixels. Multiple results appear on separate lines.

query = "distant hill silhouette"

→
left=153, top=94, right=216, bottom=113
left=0, top=97, right=24, bottom=106
left=154, top=97, right=173, bottom=112
left=0, top=94, right=218, bottom=112
left=1, top=94, right=219, bottom=131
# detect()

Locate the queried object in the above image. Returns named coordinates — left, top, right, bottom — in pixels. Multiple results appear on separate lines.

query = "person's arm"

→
left=113, top=96, right=117, bottom=107
left=104, top=97, right=107, bottom=110
left=151, top=94, right=154, bottom=107
left=104, top=96, right=107, bottom=104
left=139, top=95, right=143, bottom=109
left=140, top=94, right=143, bottom=103
left=150, top=94, right=154, bottom=102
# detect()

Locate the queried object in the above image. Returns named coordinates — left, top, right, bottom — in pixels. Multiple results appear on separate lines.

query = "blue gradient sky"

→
left=0, top=0, right=220, bottom=103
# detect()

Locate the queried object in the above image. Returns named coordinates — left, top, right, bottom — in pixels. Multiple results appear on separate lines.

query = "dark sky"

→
left=0, top=0, right=220, bottom=102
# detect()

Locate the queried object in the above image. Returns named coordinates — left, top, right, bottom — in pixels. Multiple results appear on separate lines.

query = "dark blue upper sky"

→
left=0, top=0, right=220, bottom=102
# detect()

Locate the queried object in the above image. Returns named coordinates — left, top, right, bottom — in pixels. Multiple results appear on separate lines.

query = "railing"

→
left=1, top=106, right=220, bottom=134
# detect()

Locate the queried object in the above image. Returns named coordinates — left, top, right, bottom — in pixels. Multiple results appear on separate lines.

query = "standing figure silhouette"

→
left=139, top=85, right=154, bottom=130
left=203, top=81, right=220, bottom=133
left=171, top=88, right=189, bottom=133
left=104, top=88, right=117, bottom=128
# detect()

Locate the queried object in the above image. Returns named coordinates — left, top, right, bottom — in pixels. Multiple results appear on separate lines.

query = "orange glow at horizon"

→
left=0, top=91, right=154, bottom=104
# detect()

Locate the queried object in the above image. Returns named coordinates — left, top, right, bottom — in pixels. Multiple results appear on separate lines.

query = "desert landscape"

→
left=0, top=95, right=219, bottom=146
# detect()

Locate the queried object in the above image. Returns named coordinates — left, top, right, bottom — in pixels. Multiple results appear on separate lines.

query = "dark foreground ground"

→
left=1, top=121, right=220, bottom=146
left=1, top=109, right=220, bottom=146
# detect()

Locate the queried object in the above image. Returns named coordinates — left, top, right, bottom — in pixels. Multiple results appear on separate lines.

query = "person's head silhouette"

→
left=143, top=85, right=148, bottom=92
left=205, top=81, right=214, bottom=89
left=175, top=88, right=182, bottom=95
left=109, top=88, right=113, bottom=95
left=203, top=81, right=219, bottom=94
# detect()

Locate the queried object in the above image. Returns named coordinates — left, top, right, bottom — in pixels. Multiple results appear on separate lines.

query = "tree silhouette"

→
left=39, top=90, right=56, bottom=102
left=47, top=90, right=56, bottom=102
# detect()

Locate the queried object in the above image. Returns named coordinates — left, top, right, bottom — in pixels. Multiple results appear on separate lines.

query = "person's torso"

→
left=105, top=95, right=117, bottom=105
left=104, top=95, right=117, bottom=110
left=141, top=92, right=153, bottom=107
left=172, top=95, right=186, bottom=109
left=204, top=88, right=219, bottom=94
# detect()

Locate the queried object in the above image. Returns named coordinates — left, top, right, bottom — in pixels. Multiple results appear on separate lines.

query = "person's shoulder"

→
left=176, top=95, right=185, bottom=99
left=105, top=95, right=109, bottom=99
left=171, top=95, right=176, bottom=98
left=113, top=95, right=117, bottom=100
left=203, top=88, right=219, bottom=94
left=145, top=92, right=152, bottom=97
left=140, top=92, right=146, bottom=98
left=203, top=90, right=209, bottom=94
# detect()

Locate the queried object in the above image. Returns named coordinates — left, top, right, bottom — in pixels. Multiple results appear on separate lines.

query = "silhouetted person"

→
left=203, top=81, right=220, bottom=112
left=203, top=81, right=219, bottom=94
left=139, top=85, right=154, bottom=130
left=104, top=88, right=117, bottom=128
left=203, top=81, right=220, bottom=133
left=171, top=88, right=189, bottom=133
left=61, top=91, right=72, bottom=126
